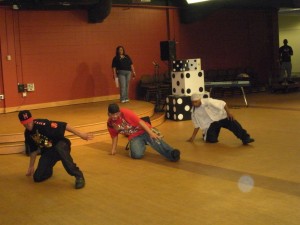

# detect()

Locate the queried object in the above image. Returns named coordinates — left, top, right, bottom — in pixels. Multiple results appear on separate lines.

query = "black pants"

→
left=206, top=118, right=250, bottom=143
left=33, top=138, right=84, bottom=182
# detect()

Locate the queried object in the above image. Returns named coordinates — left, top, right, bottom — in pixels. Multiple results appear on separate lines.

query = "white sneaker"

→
left=125, top=99, right=130, bottom=103
left=121, top=100, right=126, bottom=103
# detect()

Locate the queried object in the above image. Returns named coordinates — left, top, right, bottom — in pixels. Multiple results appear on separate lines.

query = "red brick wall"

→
left=0, top=7, right=173, bottom=109
left=0, top=6, right=278, bottom=110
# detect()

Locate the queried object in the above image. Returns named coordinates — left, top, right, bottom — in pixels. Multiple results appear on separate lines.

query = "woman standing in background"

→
left=112, top=46, right=136, bottom=103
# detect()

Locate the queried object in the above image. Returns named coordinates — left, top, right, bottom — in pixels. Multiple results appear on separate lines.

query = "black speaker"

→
left=88, top=0, right=112, bottom=23
left=160, top=41, right=176, bottom=61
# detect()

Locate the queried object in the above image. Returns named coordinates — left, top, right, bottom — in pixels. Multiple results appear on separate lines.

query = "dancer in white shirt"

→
left=187, top=93, right=254, bottom=145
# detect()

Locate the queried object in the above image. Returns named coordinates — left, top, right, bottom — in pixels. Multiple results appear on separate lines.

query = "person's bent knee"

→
left=129, top=149, right=144, bottom=159
left=33, top=173, right=52, bottom=182
left=130, top=153, right=144, bottom=159
left=206, top=138, right=218, bottom=143
left=33, top=175, right=47, bottom=182
left=129, top=139, right=146, bottom=159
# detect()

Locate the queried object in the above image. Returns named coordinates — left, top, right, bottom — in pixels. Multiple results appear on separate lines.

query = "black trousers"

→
left=206, top=118, right=250, bottom=143
left=33, top=138, right=84, bottom=182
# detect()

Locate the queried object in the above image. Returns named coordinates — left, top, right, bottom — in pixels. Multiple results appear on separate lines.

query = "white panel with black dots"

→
left=171, top=70, right=205, bottom=96
left=165, top=95, right=192, bottom=121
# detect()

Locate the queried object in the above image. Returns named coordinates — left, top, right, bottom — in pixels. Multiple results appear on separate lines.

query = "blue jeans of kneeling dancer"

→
left=129, top=132, right=177, bottom=161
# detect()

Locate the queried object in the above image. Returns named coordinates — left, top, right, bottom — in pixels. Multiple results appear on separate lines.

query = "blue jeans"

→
left=117, top=70, right=131, bottom=101
left=129, top=132, right=177, bottom=161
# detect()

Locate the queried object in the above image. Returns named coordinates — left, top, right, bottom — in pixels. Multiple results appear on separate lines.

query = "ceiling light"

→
left=186, top=0, right=210, bottom=4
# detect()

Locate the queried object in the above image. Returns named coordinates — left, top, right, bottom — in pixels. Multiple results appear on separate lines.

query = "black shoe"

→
left=171, top=149, right=180, bottom=162
left=242, top=138, right=255, bottom=145
left=75, top=177, right=85, bottom=189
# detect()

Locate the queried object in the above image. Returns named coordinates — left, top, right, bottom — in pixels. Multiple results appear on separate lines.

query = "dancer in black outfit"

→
left=18, top=110, right=93, bottom=189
